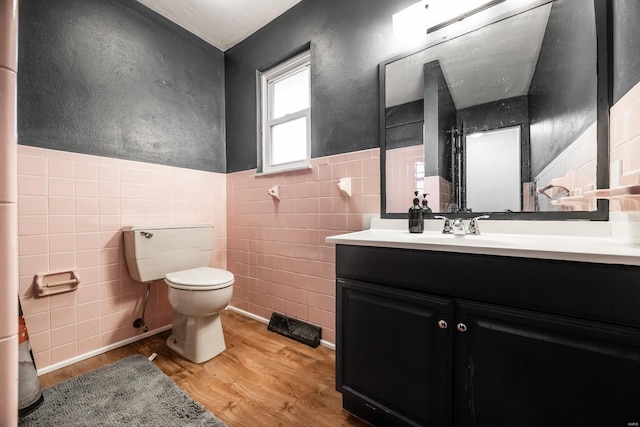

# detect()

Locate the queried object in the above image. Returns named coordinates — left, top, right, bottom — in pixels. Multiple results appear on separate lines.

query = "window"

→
left=259, top=50, right=311, bottom=174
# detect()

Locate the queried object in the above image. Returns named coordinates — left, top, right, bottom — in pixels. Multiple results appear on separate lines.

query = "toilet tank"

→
left=123, top=224, right=214, bottom=283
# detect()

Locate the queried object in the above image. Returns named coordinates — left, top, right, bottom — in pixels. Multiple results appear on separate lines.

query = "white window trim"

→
left=259, top=50, right=311, bottom=175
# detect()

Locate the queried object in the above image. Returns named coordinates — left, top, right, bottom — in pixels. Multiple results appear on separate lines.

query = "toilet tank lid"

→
left=165, top=267, right=234, bottom=287
left=122, top=224, right=214, bottom=232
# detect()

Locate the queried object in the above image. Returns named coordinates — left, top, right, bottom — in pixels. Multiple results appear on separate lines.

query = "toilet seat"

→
left=165, top=267, right=234, bottom=291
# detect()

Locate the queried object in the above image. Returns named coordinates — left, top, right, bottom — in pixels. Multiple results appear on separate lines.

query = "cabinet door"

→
left=456, top=300, right=640, bottom=427
left=337, top=278, right=454, bottom=427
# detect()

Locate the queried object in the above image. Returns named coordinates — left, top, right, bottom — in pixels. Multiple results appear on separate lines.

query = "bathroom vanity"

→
left=328, top=221, right=640, bottom=427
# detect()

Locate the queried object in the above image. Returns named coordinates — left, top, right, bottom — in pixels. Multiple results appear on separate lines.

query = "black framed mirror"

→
left=380, top=0, right=610, bottom=220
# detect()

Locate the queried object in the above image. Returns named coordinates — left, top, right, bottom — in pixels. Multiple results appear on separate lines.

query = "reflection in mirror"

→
left=466, top=127, right=522, bottom=212
left=383, top=0, right=603, bottom=217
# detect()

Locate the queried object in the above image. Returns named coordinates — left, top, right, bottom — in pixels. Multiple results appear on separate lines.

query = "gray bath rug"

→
left=19, top=354, right=226, bottom=426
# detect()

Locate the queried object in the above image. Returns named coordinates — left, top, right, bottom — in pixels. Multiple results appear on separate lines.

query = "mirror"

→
left=381, top=0, right=608, bottom=219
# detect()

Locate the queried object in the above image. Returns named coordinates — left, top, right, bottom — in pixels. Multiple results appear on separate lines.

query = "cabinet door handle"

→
left=457, top=323, right=468, bottom=332
left=438, top=320, right=448, bottom=329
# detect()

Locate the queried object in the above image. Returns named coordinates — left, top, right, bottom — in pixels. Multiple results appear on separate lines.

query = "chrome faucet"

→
left=433, top=216, right=453, bottom=234
left=467, top=215, right=490, bottom=235
left=434, top=215, right=490, bottom=235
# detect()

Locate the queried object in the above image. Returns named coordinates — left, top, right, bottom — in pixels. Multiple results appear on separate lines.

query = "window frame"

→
left=259, top=50, right=311, bottom=175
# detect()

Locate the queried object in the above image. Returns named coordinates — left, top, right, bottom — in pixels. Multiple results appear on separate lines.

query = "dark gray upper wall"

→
left=225, top=0, right=418, bottom=173
left=423, top=60, right=454, bottom=180
left=613, top=0, right=640, bottom=103
left=19, top=1, right=634, bottom=176
left=18, top=0, right=226, bottom=173
left=385, top=100, right=423, bottom=150
left=528, top=0, right=597, bottom=178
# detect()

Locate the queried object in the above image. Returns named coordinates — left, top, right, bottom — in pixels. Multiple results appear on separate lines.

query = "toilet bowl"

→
left=165, top=267, right=234, bottom=363
left=122, top=224, right=234, bottom=364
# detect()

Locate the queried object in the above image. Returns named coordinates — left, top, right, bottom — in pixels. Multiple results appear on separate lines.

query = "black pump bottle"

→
left=408, top=192, right=424, bottom=233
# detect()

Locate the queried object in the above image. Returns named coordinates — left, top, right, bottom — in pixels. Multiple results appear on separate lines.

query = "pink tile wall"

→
left=385, top=145, right=452, bottom=213
left=0, top=0, right=18, bottom=72
left=227, top=149, right=380, bottom=344
left=1, top=0, right=18, bottom=424
left=534, top=123, right=598, bottom=212
left=385, top=145, right=423, bottom=213
left=17, top=146, right=227, bottom=369
left=610, top=81, right=640, bottom=211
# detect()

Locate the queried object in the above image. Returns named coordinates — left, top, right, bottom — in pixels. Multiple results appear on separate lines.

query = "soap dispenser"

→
left=409, top=191, right=424, bottom=233
left=422, top=193, right=432, bottom=215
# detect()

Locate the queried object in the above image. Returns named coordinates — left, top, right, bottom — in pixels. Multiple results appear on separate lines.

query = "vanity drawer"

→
left=336, top=244, right=640, bottom=328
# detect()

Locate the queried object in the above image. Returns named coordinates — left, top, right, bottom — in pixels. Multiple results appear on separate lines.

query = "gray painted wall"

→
left=423, top=60, right=455, bottom=180
left=385, top=100, right=423, bottom=150
left=528, top=0, right=597, bottom=178
left=17, top=0, right=638, bottom=176
left=18, top=0, right=226, bottom=173
left=613, top=0, right=640, bottom=103
left=224, top=0, right=418, bottom=173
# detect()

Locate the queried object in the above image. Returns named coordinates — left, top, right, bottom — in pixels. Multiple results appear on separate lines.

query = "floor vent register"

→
left=267, top=312, right=322, bottom=348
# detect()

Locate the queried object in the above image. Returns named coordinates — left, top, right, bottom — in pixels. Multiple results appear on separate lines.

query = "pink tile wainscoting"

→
left=610, top=81, right=640, bottom=211
left=1, top=0, right=18, bottom=423
left=17, top=146, right=227, bottom=369
left=385, top=145, right=423, bottom=213
left=17, top=145, right=379, bottom=368
left=17, top=89, right=640, bottom=370
left=0, top=0, right=18, bottom=72
left=227, top=148, right=380, bottom=344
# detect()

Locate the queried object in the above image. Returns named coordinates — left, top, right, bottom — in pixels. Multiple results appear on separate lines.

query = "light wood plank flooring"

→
left=38, top=310, right=369, bottom=427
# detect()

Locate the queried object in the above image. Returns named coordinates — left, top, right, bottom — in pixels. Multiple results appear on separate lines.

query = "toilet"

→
left=123, top=224, right=234, bottom=363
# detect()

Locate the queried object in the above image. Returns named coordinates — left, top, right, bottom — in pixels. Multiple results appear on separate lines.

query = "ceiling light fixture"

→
left=393, top=0, right=507, bottom=42
left=426, top=0, right=506, bottom=34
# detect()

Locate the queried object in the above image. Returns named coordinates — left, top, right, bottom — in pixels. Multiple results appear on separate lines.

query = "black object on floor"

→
left=267, top=312, right=322, bottom=348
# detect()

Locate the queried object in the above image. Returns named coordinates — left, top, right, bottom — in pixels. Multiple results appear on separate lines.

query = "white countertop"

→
left=326, top=217, right=640, bottom=266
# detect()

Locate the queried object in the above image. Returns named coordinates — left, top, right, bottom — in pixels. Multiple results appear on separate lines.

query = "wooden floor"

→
left=38, top=310, right=369, bottom=427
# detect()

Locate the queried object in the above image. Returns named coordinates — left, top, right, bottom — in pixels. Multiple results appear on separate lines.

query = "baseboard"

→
left=37, top=306, right=334, bottom=376
left=226, top=306, right=335, bottom=351
left=37, top=325, right=172, bottom=376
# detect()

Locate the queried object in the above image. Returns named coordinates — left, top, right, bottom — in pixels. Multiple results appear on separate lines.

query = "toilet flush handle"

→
left=140, top=231, right=154, bottom=239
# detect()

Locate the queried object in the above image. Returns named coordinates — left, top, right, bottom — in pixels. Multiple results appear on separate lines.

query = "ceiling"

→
left=135, top=0, right=303, bottom=51
left=386, top=1, right=552, bottom=110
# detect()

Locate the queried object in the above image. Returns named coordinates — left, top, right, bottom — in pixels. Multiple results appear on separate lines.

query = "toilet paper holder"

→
left=35, top=270, right=80, bottom=297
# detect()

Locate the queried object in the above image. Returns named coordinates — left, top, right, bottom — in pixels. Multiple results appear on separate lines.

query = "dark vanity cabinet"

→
left=338, top=279, right=453, bottom=426
left=335, top=245, right=640, bottom=427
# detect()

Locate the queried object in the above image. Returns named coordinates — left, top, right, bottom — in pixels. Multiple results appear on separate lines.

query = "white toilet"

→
left=123, top=224, right=234, bottom=363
